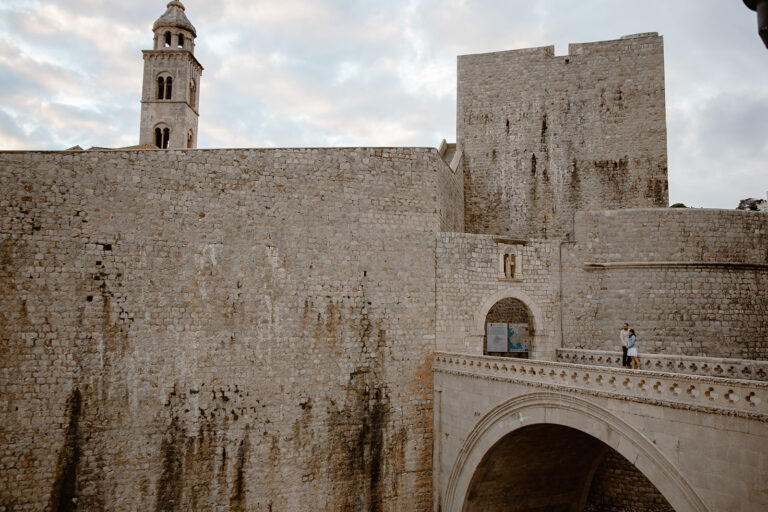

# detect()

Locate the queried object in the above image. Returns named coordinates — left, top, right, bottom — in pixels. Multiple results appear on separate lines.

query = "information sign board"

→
left=487, top=323, right=508, bottom=352
left=508, top=323, right=530, bottom=353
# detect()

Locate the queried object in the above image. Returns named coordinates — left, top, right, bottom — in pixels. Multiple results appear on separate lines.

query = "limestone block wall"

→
left=438, top=155, right=464, bottom=233
left=458, top=33, right=668, bottom=239
left=436, top=233, right=560, bottom=359
left=585, top=450, right=674, bottom=512
left=562, top=209, right=768, bottom=359
left=0, top=147, right=447, bottom=511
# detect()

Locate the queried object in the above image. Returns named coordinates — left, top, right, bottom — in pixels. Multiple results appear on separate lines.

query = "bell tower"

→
left=139, top=1, right=203, bottom=149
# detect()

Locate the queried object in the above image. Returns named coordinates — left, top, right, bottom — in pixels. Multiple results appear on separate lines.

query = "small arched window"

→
left=155, top=126, right=171, bottom=149
left=164, top=32, right=171, bottom=47
left=189, top=80, right=196, bottom=109
left=165, top=77, right=173, bottom=100
left=156, top=77, right=165, bottom=100
left=177, top=34, right=184, bottom=48
left=187, top=130, right=194, bottom=148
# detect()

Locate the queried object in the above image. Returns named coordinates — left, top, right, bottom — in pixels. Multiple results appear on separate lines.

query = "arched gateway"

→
left=444, top=392, right=708, bottom=512
left=473, top=289, right=550, bottom=359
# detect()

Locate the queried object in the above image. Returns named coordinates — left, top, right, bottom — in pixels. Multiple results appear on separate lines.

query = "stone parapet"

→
left=434, top=352, right=768, bottom=420
left=557, top=348, right=768, bottom=382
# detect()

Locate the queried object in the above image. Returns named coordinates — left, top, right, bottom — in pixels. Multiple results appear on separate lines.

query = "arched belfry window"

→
left=155, top=126, right=170, bottom=149
left=177, top=34, right=184, bottom=48
left=156, top=74, right=173, bottom=100
left=164, top=31, right=171, bottom=47
left=156, top=77, right=165, bottom=100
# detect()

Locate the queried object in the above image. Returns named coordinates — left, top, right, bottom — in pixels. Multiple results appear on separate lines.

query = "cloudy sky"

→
left=0, top=0, right=765, bottom=208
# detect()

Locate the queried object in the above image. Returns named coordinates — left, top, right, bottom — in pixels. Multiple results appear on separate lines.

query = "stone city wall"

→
left=437, top=149, right=464, bottom=233
left=458, top=33, right=668, bottom=239
left=583, top=450, right=674, bottom=512
left=562, top=208, right=768, bottom=359
left=0, top=147, right=457, bottom=511
left=436, top=233, right=560, bottom=359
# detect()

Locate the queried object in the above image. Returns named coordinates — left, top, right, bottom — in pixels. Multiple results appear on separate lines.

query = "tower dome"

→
left=153, top=1, right=196, bottom=38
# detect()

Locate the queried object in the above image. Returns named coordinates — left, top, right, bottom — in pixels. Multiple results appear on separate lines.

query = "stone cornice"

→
left=584, top=261, right=768, bottom=270
left=142, top=49, right=204, bottom=72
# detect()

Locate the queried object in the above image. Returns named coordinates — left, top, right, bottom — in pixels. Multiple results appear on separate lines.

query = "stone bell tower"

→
left=139, top=1, right=203, bottom=149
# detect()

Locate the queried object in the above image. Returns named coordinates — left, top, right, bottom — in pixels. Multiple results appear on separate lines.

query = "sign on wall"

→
left=508, top=323, right=530, bottom=353
left=486, top=323, right=508, bottom=352
left=487, top=322, right=530, bottom=354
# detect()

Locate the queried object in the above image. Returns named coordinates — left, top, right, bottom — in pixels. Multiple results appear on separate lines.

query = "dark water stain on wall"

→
left=595, top=158, right=630, bottom=200
left=184, top=422, right=220, bottom=509
left=569, top=159, right=582, bottom=206
left=155, top=416, right=184, bottom=512
left=153, top=388, right=258, bottom=511
left=230, top=427, right=250, bottom=512
left=328, top=372, right=391, bottom=511
left=324, top=293, right=408, bottom=511
left=49, top=387, right=82, bottom=512
left=646, top=171, right=667, bottom=203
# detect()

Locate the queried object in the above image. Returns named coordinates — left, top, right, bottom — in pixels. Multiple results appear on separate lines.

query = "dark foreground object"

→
left=744, top=0, right=768, bottom=48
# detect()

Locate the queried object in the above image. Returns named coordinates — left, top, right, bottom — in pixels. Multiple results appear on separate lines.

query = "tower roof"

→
left=153, top=1, right=196, bottom=38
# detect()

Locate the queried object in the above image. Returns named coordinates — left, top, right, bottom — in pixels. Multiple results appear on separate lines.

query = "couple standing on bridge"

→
left=620, top=323, right=640, bottom=369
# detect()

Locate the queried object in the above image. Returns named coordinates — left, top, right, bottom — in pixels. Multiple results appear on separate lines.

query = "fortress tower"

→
left=458, top=33, right=669, bottom=239
left=139, top=1, right=203, bottom=149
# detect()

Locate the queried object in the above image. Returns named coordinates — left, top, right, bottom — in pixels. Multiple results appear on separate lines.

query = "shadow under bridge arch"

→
left=444, top=392, right=708, bottom=512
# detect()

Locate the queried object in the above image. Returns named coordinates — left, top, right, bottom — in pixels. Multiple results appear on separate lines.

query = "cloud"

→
left=668, top=92, right=768, bottom=208
left=0, top=0, right=765, bottom=208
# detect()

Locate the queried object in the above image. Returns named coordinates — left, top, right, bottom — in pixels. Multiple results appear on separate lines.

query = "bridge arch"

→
left=473, top=289, right=547, bottom=358
left=444, top=391, right=708, bottom=512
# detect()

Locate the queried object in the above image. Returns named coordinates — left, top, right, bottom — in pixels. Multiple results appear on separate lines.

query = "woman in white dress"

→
left=627, top=329, right=639, bottom=369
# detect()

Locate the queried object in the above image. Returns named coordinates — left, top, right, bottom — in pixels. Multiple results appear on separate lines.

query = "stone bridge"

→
left=433, top=352, right=768, bottom=512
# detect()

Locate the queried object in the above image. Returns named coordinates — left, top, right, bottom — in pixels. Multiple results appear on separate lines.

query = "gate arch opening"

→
left=443, top=393, right=708, bottom=512
left=465, top=423, right=673, bottom=512
left=473, top=290, right=549, bottom=359
left=483, top=297, right=533, bottom=358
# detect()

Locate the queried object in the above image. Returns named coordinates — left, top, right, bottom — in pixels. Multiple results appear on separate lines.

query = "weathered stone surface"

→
left=562, top=209, right=768, bottom=359
left=458, top=33, right=668, bottom=239
left=0, top=147, right=454, bottom=511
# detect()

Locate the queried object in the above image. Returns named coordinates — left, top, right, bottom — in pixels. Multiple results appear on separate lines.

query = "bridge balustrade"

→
left=556, top=348, right=768, bottom=382
left=434, top=352, right=768, bottom=418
